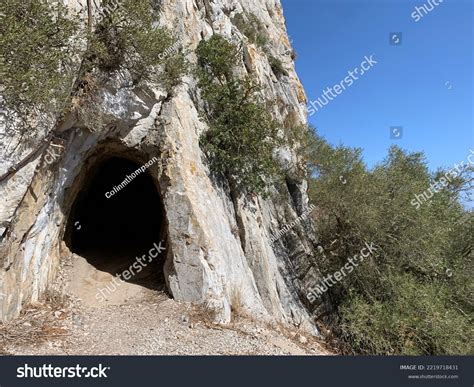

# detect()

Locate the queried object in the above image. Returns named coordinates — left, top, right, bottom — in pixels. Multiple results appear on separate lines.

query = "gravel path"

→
left=1, top=253, right=331, bottom=356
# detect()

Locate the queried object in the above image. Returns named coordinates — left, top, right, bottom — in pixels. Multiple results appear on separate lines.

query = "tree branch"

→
left=87, top=0, right=93, bottom=34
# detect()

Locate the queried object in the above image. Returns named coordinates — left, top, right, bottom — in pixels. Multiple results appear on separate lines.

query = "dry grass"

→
left=0, top=290, right=70, bottom=354
left=272, top=321, right=338, bottom=355
left=188, top=303, right=218, bottom=326
left=230, top=288, right=245, bottom=318
left=188, top=289, right=246, bottom=327
left=188, top=301, right=335, bottom=355
left=71, top=73, right=106, bottom=131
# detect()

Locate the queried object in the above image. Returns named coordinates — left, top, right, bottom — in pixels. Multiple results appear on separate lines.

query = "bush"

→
left=0, top=0, right=79, bottom=133
left=269, top=55, right=288, bottom=78
left=196, top=35, right=283, bottom=195
left=70, top=0, right=188, bottom=130
left=87, top=0, right=186, bottom=88
left=162, top=53, right=188, bottom=92
left=231, top=12, right=268, bottom=48
left=1, top=0, right=187, bottom=136
left=196, top=35, right=240, bottom=81
left=340, top=274, right=473, bottom=355
left=305, top=130, right=474, bottom=355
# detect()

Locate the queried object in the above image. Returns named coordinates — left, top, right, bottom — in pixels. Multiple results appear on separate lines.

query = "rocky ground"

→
left=0, top=253, right=332, bottom=356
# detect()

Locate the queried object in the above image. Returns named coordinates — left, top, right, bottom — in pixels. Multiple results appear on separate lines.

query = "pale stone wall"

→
left=0, top=0, right=322, bottom=332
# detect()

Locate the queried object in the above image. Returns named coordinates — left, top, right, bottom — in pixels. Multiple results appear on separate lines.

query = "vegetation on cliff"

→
left=304, top=129, right=473, bottom=355
left=0, top=0, right=186, bottom=136
left=0, top=0, right=79, bottom=131
left=196, top=34, right=283, bottom=195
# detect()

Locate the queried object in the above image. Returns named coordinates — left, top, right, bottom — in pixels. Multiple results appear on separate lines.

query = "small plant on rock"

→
left=196, top=35, right=283, bottom=196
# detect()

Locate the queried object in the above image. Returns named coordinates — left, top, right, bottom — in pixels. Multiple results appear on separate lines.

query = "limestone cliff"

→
left=0, top=0, right=322, bottom=331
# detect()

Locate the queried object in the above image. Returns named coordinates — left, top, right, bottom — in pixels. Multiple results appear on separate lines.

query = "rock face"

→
left=0, top=0, right=321, bottom=330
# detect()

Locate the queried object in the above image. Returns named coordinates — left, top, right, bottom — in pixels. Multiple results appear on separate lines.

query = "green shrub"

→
left=196, top=35, right=240, bottom=81
left=196, top=35, right=283, bottom=195
left=0, top=0, right=79, bottom=131
left=1, top=0, right=187, bottom=136
left=87, top=0, right=186, bottom=88
left=305, top=130, right=474, bottom=355
left=72, top=0, right=187, bottom=129
left=162, top=52, right=188, bottom=93
left=268, top=55, right=288, bottom=77
left=231, top=12, right=268, bottom=48
left=340, top=273, right=473, bottom=355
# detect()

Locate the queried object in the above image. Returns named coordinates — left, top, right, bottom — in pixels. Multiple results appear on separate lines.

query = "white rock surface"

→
left=0, top=0, right=322, bottom=333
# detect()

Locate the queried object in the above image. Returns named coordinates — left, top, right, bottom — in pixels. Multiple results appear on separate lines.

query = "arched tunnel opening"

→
left=65, top=156, right=167, bottom=292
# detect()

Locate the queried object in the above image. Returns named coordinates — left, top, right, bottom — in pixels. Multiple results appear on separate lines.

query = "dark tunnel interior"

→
left=66, top=157, right=166, bottom=290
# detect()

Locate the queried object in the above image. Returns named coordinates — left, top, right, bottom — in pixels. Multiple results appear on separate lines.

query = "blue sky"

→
left=281, top=0, right=473, bottom=171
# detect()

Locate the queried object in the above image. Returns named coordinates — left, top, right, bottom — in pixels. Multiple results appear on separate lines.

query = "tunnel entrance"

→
left=65, top=156, right=166, bottom=292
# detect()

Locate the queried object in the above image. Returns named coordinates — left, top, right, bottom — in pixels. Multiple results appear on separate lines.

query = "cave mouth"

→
left=65, top=156, right=166, bottom=291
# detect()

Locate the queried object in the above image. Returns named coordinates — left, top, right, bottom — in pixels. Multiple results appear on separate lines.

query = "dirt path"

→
left=66, top=253, right=160, bottom=307
left=1, top=253, right=331, bottom=356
